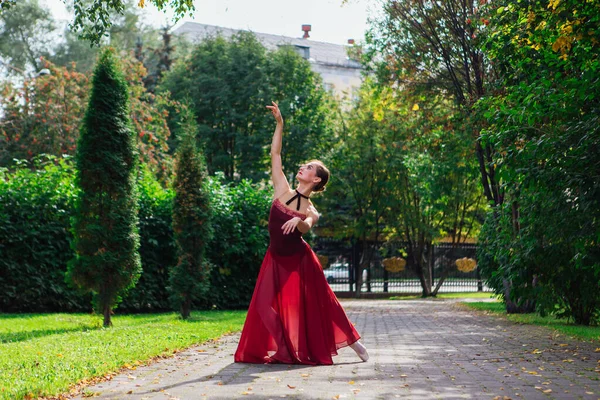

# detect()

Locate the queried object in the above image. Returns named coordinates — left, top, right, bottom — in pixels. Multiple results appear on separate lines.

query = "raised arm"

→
left=266, top=101, right=290, bottom=198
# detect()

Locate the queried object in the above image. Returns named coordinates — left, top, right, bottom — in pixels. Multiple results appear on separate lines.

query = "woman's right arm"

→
left=266, top=101, right=290, bottom=198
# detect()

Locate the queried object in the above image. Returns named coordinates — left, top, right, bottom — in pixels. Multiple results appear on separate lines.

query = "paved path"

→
left=71, top=300, right=600, bottom=400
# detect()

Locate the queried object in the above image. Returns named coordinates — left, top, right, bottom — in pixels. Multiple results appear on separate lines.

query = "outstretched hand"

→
left=266, top=101, right=283, bottom=125
left=281, top=217, right=301, bottom=235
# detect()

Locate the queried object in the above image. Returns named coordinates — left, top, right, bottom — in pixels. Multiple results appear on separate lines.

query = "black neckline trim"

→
left=285, top=189, right=310, bottom=211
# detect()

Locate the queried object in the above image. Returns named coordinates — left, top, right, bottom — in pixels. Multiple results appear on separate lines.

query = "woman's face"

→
left=297, top=162, right=319, bottom=184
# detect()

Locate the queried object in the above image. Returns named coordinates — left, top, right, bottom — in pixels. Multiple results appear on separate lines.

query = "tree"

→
left=0, top=0, right=55, bottom=74
left=327, top=79, right=484, bottom=297
left=475, top=0, right=600, bottom=324
left=0, top=60, right=89, bottom=166
left=160, top=32, right=334, bottom=182
left=68, top=0, right=194, bottom=45
left=67, top=48, right=141, bottom=327
left=51, top=0, right=162, bottom=73
left=0, top=56, right=173, bottom=182
left=326, top=82, right=394, bottom=294
left=169, top=104, right=212, bottom=319
left=366, top=0, right=539, bottom=310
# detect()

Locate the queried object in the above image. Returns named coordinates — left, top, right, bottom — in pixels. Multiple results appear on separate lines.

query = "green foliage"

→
left=0, top=156, right=90, bottom=312
left=0, top=157, right=272, bottom=312
left=327, top=80, right=484, bottom=295
left=70, top=0, right=194, bottom=46
left=0, top=60, right=89, bottom=166
left=119, top=165, right=176, bottom=312
left=475, top=0, right=600, bottom=324
left=159, top=32, right=335, bottom=181
left=0, top=56, right=174, bottom=182
left=169, top=106, right=213, bottom=318
left=200, top=175, right=272, bottom=309
left=0, top=0, right=55, bottom=74
left=67, top=48, right=141, bottom=326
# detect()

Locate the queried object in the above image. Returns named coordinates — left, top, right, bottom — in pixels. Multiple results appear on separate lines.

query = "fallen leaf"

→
left=287, top=385, right=296, bottom=389
left=348, top=380, right=355, bottom=385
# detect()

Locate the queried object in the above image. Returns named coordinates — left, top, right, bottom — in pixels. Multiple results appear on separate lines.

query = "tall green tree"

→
left=327, top=80, right=484, bottom=296
left=160, top=32, right=334, bottom=182
left=169, top=105, right=212, bottom=319
left=67, top=48, right=141, bottom=327
left=475, top=0, right=600, bottom=324
left=365, top=0, right=540, bottom=310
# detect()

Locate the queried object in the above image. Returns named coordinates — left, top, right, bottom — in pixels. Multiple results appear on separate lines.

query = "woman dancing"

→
left=234, top=102, right=369, bottom=365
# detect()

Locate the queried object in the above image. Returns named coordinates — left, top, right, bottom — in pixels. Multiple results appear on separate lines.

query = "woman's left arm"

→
left=281, top=205, right=320, bottom=234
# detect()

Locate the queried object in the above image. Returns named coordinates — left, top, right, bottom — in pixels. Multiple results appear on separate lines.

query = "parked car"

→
left=323, top=263, right=367, bottom=284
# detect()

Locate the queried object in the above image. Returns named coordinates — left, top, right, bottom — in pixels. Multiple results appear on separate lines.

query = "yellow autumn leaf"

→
left=548, top=0, right=560, bottom=10
left=412, top=104, right=419, bottom=111
left=138, top=0, right=145, bottom=7
left=561, top=23, right=573, bottom=34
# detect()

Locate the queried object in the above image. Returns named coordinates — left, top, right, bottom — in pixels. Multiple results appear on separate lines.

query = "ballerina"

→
left=234, top=101, right=368, bottom=365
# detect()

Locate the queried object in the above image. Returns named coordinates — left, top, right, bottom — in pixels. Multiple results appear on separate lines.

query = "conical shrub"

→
left=67, top=48, right=141, bottom=327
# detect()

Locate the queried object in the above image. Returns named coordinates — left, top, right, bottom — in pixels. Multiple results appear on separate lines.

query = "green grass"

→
left=463, top=302, right=600, bottom=342
left=0, top=311, right=246, bottom=399
left=389, top=291, right=499, bottom=300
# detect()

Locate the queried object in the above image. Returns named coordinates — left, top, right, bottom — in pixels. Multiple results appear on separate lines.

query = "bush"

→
left=0, top=160, right=272, bottom=312
left=0, top=156, right=90, bottom=312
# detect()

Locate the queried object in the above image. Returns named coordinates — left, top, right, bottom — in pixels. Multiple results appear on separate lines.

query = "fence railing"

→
left=311, top=238, right=488, bottom=295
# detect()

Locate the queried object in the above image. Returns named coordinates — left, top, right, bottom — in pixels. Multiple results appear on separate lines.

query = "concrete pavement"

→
left=70, top=299, right=600, bottom=400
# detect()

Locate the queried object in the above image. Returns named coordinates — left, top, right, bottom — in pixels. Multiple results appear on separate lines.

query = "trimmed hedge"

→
left=0, top=158, right=271, bottom=312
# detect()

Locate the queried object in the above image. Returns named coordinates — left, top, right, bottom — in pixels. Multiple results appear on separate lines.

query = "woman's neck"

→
left=295, top=184, right=312, bottom=197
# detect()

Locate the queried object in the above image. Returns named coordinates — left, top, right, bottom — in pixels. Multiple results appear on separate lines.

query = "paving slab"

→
left=69, top=299, right=600, bottom=400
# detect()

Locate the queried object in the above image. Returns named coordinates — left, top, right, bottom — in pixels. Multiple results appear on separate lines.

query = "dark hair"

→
left=307, top=159, right=330, bottom=192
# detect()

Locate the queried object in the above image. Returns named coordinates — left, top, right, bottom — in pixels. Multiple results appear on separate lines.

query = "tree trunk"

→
left=103, top=304, right=112, bottom=327
left=181, top=297, right=191, bottom=320
left=356, top=239, right=374, bottom=296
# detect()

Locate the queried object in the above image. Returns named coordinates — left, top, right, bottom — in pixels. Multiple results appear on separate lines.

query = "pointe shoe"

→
left=350, top=341, right=369, bottom=362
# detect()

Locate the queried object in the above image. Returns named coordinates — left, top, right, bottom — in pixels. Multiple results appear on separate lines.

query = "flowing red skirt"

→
left=234, top=242, right=360, bottom=365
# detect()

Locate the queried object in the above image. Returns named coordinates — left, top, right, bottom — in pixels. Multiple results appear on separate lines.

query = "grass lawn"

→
left=463, top=302, right=600, bottom=342
left=389, top=291, right=499, bottom=300
left=0, top=310, right=246, bottom=400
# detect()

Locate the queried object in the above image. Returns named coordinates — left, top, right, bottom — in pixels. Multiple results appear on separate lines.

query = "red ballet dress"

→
left=234, top=198, right=361, bottom=365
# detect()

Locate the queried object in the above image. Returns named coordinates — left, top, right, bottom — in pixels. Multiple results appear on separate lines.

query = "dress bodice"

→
left=268, top=199, right=307, bottom=256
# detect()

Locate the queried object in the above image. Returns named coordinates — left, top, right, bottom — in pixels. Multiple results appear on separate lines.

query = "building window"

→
left=294, top=45, right=310, bottom=60
left=323, top=82, right=335, bottom=94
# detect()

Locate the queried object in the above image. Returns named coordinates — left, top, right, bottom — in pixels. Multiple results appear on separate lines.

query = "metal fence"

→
left=311, top=238, right=488, bottom=295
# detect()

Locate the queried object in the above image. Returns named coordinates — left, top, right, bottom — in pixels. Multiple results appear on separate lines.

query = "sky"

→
left=42, top=0, right=380, bottom=45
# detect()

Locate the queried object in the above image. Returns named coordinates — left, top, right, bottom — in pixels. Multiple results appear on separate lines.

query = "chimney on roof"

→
left=301, top=24, right=311, bottom=39
left=347, top=39, right=355, bottom=45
